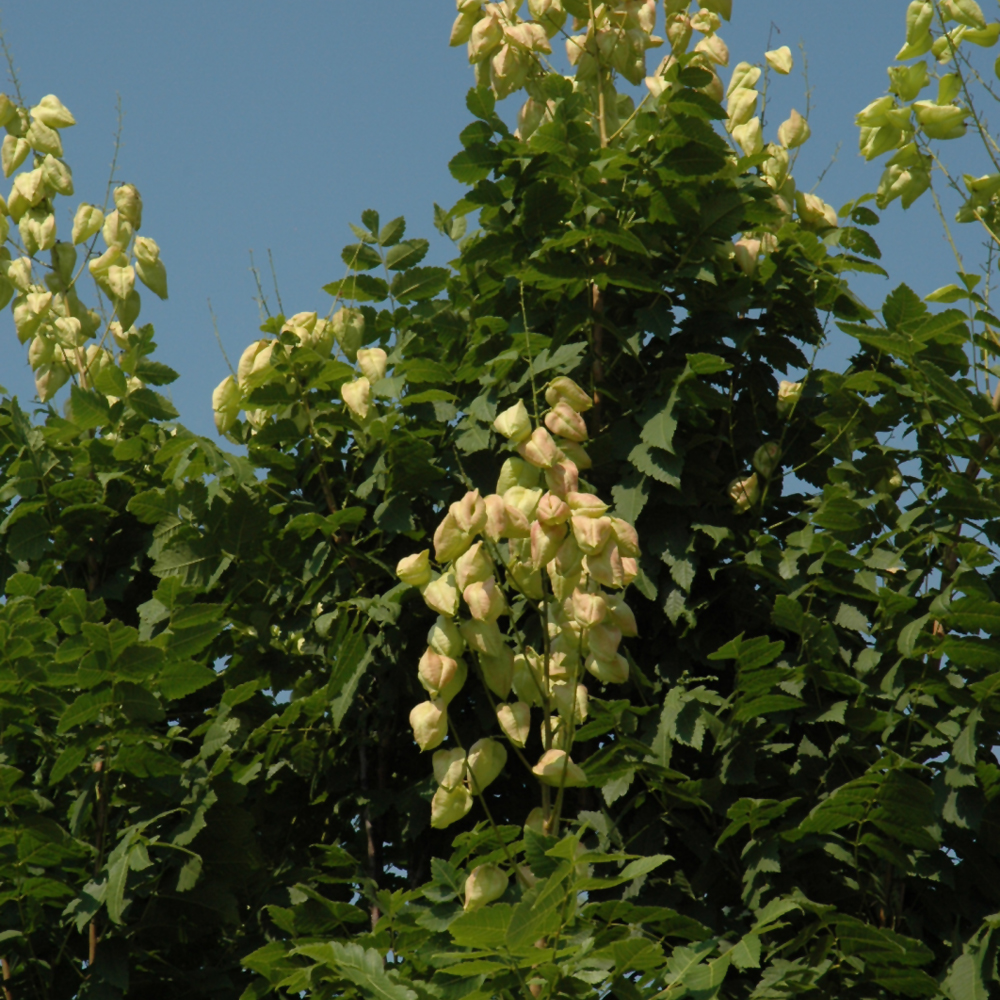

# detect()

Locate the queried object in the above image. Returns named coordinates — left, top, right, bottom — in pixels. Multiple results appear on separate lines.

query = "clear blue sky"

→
left=0, top=2, right=986, bottom=436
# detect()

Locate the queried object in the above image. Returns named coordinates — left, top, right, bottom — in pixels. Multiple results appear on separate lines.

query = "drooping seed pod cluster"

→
left=0, top=91, right=170, bottom=405
left=396, top=376, right=642, bottom=828
left=211, top=306, right=388, bottom=435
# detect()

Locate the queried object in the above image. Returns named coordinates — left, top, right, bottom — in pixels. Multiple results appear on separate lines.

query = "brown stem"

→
left=590, top=283, right=605, bottom=432
left=88, top=754, right=108, bottom=968
left=359, top=736, right=382, bottom=930
left=2, top=955, right=11, bottom=1000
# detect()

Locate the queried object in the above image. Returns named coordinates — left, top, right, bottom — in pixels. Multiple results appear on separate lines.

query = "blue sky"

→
left=0, top=2, right=989, bottom=436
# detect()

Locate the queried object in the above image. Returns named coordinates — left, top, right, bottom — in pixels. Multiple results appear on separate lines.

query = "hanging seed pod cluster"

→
left=0, top=92, right=171, bottom=403
left=396, top=377, right=642, bottom=831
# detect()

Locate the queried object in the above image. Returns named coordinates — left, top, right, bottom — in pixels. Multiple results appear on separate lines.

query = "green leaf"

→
left=69, top=385, right=111, bottom=429
left=378, top=216, right=406, bottom=247
left=398, top=358, right=453, bottom=383
left=93, top=364, right=129, bottom=398
left=159, top=662, right=218, bottom=700
left=323, top=273, right=389, bottom=303
left=628, top=443, right=682, bottom=488
left=686, top=353, right=731, bottom=374
left=728, top=933, right=761, bottom=970
left=341, top=242, right=384, bottom=271
left=6, top=512, right=52, bottom=561
left=295, top=942, right=417, bottom=1000
left=58, top=690, right=115, bottom=733
left=390, top=266, right=449, bottom=303
left=128, top=388, right=179, bottom=421
left=385, top=239, right=429, bottom=270
left=134, top=360, right=180, bottom=385
left=451, top=903, right=514, bottom=948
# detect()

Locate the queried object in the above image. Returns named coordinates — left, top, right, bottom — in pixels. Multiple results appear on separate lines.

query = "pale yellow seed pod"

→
left=72, top=203, right=104, bottom=244
left=452, top=489, right=487, bottom=534
left=331, top=307, right=366, bottom=362
left=423, top=572, right=461, bottom=618
left=479, top=646, right=515, bottom=699
left=764, top=45, right=792, bottom=74
left=518, top=426, right=563, bottom=468
left=455, top=541, right=492, bottom=590
left=726, top=61, right=761, bottom=96
left=795, top=192, right=838, bottom=229
left=7, top=256, right=32, bottom=292
left=544, top=400, right=588, bottom=442
left=341, top=377, right=371, bottom=420
left=409, top=699, right=448, bottom=751
left=428, top=615, right=466, bottom=658
left=728, top=472, right=760, bottom=512
left=0, top=94, right=15, bottom=128
left=30, top=95, right=75, bottom=129
left=605, top=594, right=639, bottom=636
left=609, top=517, right=640, bottom=558
left=497, top=702, right=531, bottom=747
left=431, top=783, right=473, bottom=829
left=418, top=648, right=466, bottom=703
left=450, top=10, right=480, bottom=47
left=544, top=375, right=592, bottom=412
left=732, top=118, right=763, bottom=157
left=726, top=88, right=758, bottom=130
left=0, top=135, right=27, bottom=178
left=497, top=455, right=540, bottom=493
left=460, top=618, right=506, bottom=659
left=464, top=576, right=505, bottom=622
left=494, top=399, right=532, bottom=442
left=572, top=588, right=607, bottom=627
left=532, top=749, right=587, bottom=787
left=433, top=747, right=467, bottom=789
left=776, top=380, right=803, bottom=417
left=28, top=334, right=54, bottom=369
left=397, top=549, right=433, bottom=588
left=733, top=236, right=761, bottom=276
left=35, top=362, right=70, bottom=402
left=694, top=32, right=728, bottom=66
left=586, top=651, right=629, bottom=684
left=571, top=514, right=613, bottom=555
left=114, top=184, right=142, bottom=228
left=41, top=154, right=73, bottom=196
left=467, top=738, right=507, bottom=792
left=212, top=375, right=242, bottom=435
left=434, top=510, right=472, bottom=564
left=136, top=256, right=168, bottom=300
left=107, top=264, right=136, bottom=301
left=357, top=347, right=388, bottom=383
left=778, top=108, right=811, bottom=149
left=464, top=864, right=508, bottom=910
left=25, top=119, right=62, bottom=157
left=102, top=210, right=133, bottom=251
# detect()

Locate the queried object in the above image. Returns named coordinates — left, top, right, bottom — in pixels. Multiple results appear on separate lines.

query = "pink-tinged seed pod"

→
left=557, top=440, right=592, bottom=470
left=464, top=863, right=508, bottom=911
left=508, top=560, right=544, bottom=600
left=497, top=702, right=531, bottom=747
left=546, top=563, right=581, bottom=602
left=503, top=486, right=543, bottom=519
left=572, top=515, right=613, bottom=555
left=518, top=426, right=563, bottom=469
left=544, top=376, right=593, bottom=413
left=464, top=576, right=505, bottom=622
left=536, top=492, right=570, bottom=526
left=479, top=646, right=515, bottom=699
left=567, top=491, right=609, bottom=517
left=545, top=459, right=580, bottom=497
left=572, top=589, right=607, bottom=627
left=554, top=534, right=584, bottom=577
left=533, top=749, right=588, bottom=787
left=503, top=503, right=531, bottom=539
left=434, top=510, right=472, bottom=563
left=610, top=517, right=640, bottom=557
left=409, top=699, right=448, bottom=751
left=423, top=573, right=460, bottom=617
left=418, top=648, right=461, bottom=699
left=621, top=557, right=639, bottom=587
left=544, top=400, right=588, bottom=442
left=455, top=541, right=492, bottom=590
left=586, top=543, right=624, bottom=589
left=468, top=10, right=504, bottom=62
left=431, top=783, right=473, bottom=829
left=483, top=494, right=508, bottom=541
left=428, top=615, right=465, bottom=658
left=531, top=520, right=567, bottom=569
left=468, top=737, right=507, bottom=792
left=433, top=747, right=467, bottom=789
left=606, top=594, right=639, bottom=636
left=452, top=489, right=488, bottom=534
left=460, top=618, right=506, bottom=659
left=397, top=549, right=432, bottom=588
left=587, top=622, right=623, bottom=661
left=450, top=10, right=479, bottom=47
left=586, top=652, right=630, bottom=685
left=728, top=473, right=760, bottom=513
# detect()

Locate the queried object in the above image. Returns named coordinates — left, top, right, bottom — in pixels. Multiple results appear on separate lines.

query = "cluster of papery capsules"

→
left=396, top=376, right=641, bottom=829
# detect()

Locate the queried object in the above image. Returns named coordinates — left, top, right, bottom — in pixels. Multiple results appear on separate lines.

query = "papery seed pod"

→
left=694, top=32, right=728, bottom=66
left=491, top=43, right=531, bottom=100
left=586, top=651, right=629, bottom=684
left=572, top=589, right=607, bottom=627
left=451, top=10, right=480, bottom=46
left=455, top=541, right=492, bottom=590
left=505, top=21, right=552, bottom=53
left=102, top=210, right=133, bottom=251
left=524, top=806, right=546, bottom=835
left=409, top=699, right=448, bottom=751
left=509, top=559, right=544, bottom=599
left=753, top=441, right=781, bottom=478
left=517, top=96, right=549, bottom=139
left=733, top=236, right=761, bottom=275
left=545, top=714, right=572, bottom=750
left=460, top=617, right=506, bottom=659
left=567, top=492, right=609, bottom=518
left=41, top=154, right=73, bottom=196
left=418, top=648, right=467, bottom=703
left=795, top=192, right=838, bottom=229
left=431, top=783, right=474, bottom=828
left=53, top=315, right=84, bottom=348
left=464, top=576, right=505, bottom=622
left=727, top=61, right=761, bottom=96
left=778, top=108, right=811, bottom=148
left=666, top=13, right=692, bottom=51
left=513, top=653, right=544, bottom=706
left=546, top=562, right=581, bottom=602
left=545, top=459, right=579, bottom=497
left=5, top=106, right=28, bottom=138
left=587, top=621, right=622, bottom=661
left=760, top=233, right=778, bottom=254
left=113, top=184, right=142, bottom=228
left=452, top=489, right=488, bottom=534
left=35, top=361, right=69, bottom=402
left=761, top=144, right=789, bottom=190
left=480, top=647, right=516, bottom=698
left=24, top=209, right=57, bottom=253
left=434, top=510, right=473, bottom=563
left=107, top=264, right=135, bottom=301
left=469, top=10, right=504, bottom=61
left=529, top=0, right=566, bottom=36
left=732, top=118, right=763, bottom=157
left=397, top=549, right=433, bottom=587
left=0, top=135, right=27, bottom=179
left=428, top=615, right=466, bottom=658
left=331, top=307, right=366, bottom=362
left=555, top=533, right=584, bottom=578
left=605, top=594, right=638, bottom=636
left=765, top=45, right=792, bottom=74
left=497, top=455, right=541, bottom=493
left=536, top=492, right=570, bottom=526
left=464, top=863, right=508, bottom=910
left=433, top=747, right=467, bottom=789
left=237, top=339, right=268, bottom=389
left=132, top=235, right=160, bottom=265
left=118, top=289, right=141, bottom=331
left=72, top=203, right=104, bottom=244
left=544, top=399, right=588, bottom=442
left=135, top=255, right=168, bottom=300
left=557, top=440, right=591, bottom=471
left=357, top=347, right=387, bottom=383
left=31, top=95, right=75, bottom=129
left=25, top=119, right=62, bottom=157
left=341, top=377, right=372, bottom=420
left=281, top=310, right=317, bottom=346
left=519, top=426, right=563, bottom=468
left=0, top=94, right=14, bottom=128
left=423, top=572, right=461, bottom=617
left=7, top=256, right=32, bottom=292
left=13, top=167, right=47, bottom=207
left=504, top=485, right=543, bottom=519
left=483, top=493, right=509, bottom=541
left=50, top=241, right=76, bottom=286
left=531, top=519, right=566, bottom=569
left=533, top=748, right=587, bottom=787
left=468, top=737, right=507, bottom=792
left=609, top=517, right=640, bottom=558
left=503, top=502, right=531, bottom=538
left=6, top=184, right=28, bottom=223
left=571, top=514, right=612, bottom=555
left=545, top=376, right=592, bottom=412
left=497, top=702, right=531, bottom=746
left=728, top=472, right=760, bottom=512
left=912, top=100, right=968, bottom=139
left=212, top=375, right=242, bottom=435
left=726, top=87, right=758, bottom=129
left=888, top=62, right=930, bottom=103
left=28, top=334, right=54, bottom=369
left=494, top=399, right=532, bottom=442
left=586, top=543, right=625, bottom=589
left=552, top=680, right=588, bottom=722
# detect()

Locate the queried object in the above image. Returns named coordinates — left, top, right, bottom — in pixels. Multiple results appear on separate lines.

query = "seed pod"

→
left=25, top=119, right=61, bottom=157
left=22, top=208, right=57, bottom=254
left=409, top=699, right=448, bottom=751
left=341, top=377, right=371, bottom=420
left=726, top=87, right=758, bottom=129
left=778, top=108, right=811, bottom=149
left=728, top=473, right=760, bottom=513
left=464, top=863, right=508, bottom=910
left=503, top=502, right=531, bottom=538
left=508, top=559, right=544, bottom=600
left=464, top=576, right=505, bottom=622
left=107, top=264, right=136, bottom=301
left=544, top=375, right=592, bottom=412
left=585, top=651, right=629, bottom=684
left=609, top=517, right=640, bottom=558
left=35, top=361, right=70, bottom=402
left=552, top=680, right=588, bottom=722
left=452, top=489, right=488, bottom=534
left=28, top=334, right=54, bottom=369
left=732, top=118, right=763, bottom=157
left=505, top=21, right=552, bottom=53
left=450, top=10, right=480, bottom=46
left=468, top=11, right=504, bottom=62
left=8, top=256, right=32, bottom=292
left=397, top=549, right=433, bottom=587
left=30, top=95, right=75, bottom=129
left=753, top=441, right=781, bottom=478
left=567, top=492, right=608, bottom=518
left=776, top=379, right=803, bottom=416
left=467, top=738, right=507, bottom=792
left=357, top=346, right=387, bottom=383
left=479, top=646, right=515, bottom=699
left=423, top=572, right=460, bottom=618
left=454, top=541, right=491, bottom=590
left=497, top=702, right=531, bottom=747
left=536, top=492, right=570, bottom=526
left=49, top=242, right=76, bottom=287
left=54, top=316, right=84, bottom=349
left=572, top=589, right=607, bottom=627
left=913, top=100, right=968, bottom=139
left=331, top=307, right=366, bottom=361
left=13, top=167, right=48, bottom=208
left=212, top=375, right=242, bottom=434
left=494, top=399, right=532, bottom=443
left=733, top=236, right=761, bottom=275
left=544, top=400, right=588, bottom=442
left=491, top=43, right=531, bottom=100
left=460, top=618, right=506, bottom=659
left=533, top=748, right=587, bottom=787
left=497, top=455, right=541, bottom=493
left=727, top=61, right=761, bottom=96
left=102, top=210, right=133, bottom=251
left=512, top=653, right=544, bottom=706
left=765, top=45, right=792, bottom=74
left=483, top=494, right=509, bottom=541
left=431, top=783, right=474, bottom=829
left=418, top=648, right=467, bottom=703
left=136, top=255, right=168, bottom=300
left=605, top=594, right=639, bottom=636
left=0, top=94, right=14, bottom=128
left=571, top=514, right=613, bottom=555
left=795, top=192, right=838, bottom=228
left=118, top=289, right=141, bottom=331
left=113, top=184, right=142, bottom=228
left=545, top=459, right=579, bottom=497
left=433, top=747, right=467, bottom=791
left=587, top=621, right=622, bottom=661
left=529, top=0, right=567, bottom=36
left=586, top=542, right=625, bottom=589
left=41, top=154, right=73, bottom=196
left=519, top=426, right=563, bottom=468
left=503, top=486, right=543, bottom=519
left=694, top=32, right=728, bottom=66
left=530, top=519, right=566, bottom=569
left=72, top=203, right=104, bottom=244
left=428, top=615, right=466, bottom=658
left=6, top=184, right=28, bottom=222
left=434, top=510, right=472, bottom=563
